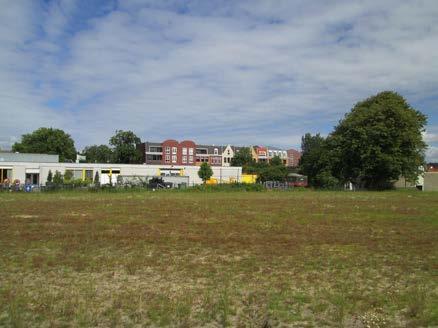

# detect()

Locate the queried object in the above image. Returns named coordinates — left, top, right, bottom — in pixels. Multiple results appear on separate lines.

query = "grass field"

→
left=0, top=190, right=437, bottom=327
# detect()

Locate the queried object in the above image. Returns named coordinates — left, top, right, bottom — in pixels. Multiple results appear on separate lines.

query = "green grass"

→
left=0, top=190, right=437, bottom=326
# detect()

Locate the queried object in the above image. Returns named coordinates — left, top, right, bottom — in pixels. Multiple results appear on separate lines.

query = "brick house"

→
left=286, top=148, right=301, bottom=167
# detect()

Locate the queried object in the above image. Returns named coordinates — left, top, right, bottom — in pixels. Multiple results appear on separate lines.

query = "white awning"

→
left=25, top=169, right=40, bottom=174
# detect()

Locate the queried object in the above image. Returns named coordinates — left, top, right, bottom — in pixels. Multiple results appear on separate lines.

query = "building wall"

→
left=143, top=142, right=163, bottom=165
left=424, top=172, right=438, bottom=191
left=209, top=155, right=222, bottom=166
left=0, top=162, right=242, bottom=186
left=286, top=149, right=301, bottom=167
left=267, top=148, right=288, bottom=165
left=162, top=139, right=179, bottom=165
left=393, top=177, right=417, bottom=189
left=222, top=145, right=234, bottom=167
left=180, top=140, right=196, bottom=166
left=142, top=140, right=197, bottom=166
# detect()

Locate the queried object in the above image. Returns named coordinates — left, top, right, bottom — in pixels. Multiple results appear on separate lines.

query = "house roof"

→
left=196, top=145, right=225, bottom=155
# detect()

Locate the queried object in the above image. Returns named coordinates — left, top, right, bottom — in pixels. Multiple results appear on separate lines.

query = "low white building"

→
left=0, top=161, right=242, bottom=186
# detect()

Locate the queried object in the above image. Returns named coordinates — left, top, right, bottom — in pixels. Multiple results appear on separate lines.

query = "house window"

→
left=189, top=156, right=194, bottom=163
left=227, top=150, right=230, bottom=155
left=214, top=148, right=218, bottom=155
left=165, top=154, right=170, bottom=162
left=166, top=147, right=170, bottom=154
left=189, top=148, right=194, bottom=155
left=147, top=154, right=163, bottom=161
left=0, top=168, right=12, bottom=182
left=182, top=156, right=187, bottom=163
left=149, top=146, right=163, bottom=152
left=85, top=170, right=93, bottom=180
left=182, top=147, right=187, bottom=155
left=172, top=147, right=177, bottom=154
left=172, top=155, right=177, bottom=163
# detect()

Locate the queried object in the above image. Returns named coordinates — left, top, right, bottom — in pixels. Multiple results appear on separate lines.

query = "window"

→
left=172, top=155, right=177, bottom=163
left=189, top=156, right=194, bottom=163
left=182, top=147, right=187, bottom=155
left=172, top=147, right=177, bottom=154
left=214, top=148, right=218, bottom=155
left=189, top=148, right=194, bottom=155
left=182, top=156, right=187, bottom=163
left=196, top=148, right=207, bottom=154
left=166, top=146, right=170, bottom=154
left=165, top=154, right=170, bottom=162
left=147, top=154, right=163, bottom=161
left=227, top=150, right=230, bottom=155
left=25, top=173, right=39, bottom=185
left=85, top=170, right=93, bottom=180
left=101, top=169, right=120, bottom=174
left=149, top=146, right=163, bottom=152
left=0, top=168, right=12, bottom=182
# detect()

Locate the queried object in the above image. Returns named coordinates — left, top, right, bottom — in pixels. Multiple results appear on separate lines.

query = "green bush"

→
left=53, top=171, right=63, bottom=185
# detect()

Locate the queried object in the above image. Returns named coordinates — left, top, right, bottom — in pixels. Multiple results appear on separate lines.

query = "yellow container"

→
left=241, top=174, right=257, bottom=184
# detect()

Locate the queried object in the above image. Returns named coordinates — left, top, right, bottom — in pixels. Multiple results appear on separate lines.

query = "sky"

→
left=1, top=0, right=437, bottom=161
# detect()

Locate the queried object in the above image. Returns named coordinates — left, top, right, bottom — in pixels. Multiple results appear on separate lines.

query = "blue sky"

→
left=1, top=0, right=438, bottom=160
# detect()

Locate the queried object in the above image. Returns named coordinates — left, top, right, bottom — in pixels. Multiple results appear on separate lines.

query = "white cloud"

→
left=426, top=146, right=438, bottom=163
left=0, top=0, right=437, bottom=151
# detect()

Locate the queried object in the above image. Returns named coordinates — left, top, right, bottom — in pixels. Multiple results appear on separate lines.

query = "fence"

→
left=263, top=181, right=293, bottom=190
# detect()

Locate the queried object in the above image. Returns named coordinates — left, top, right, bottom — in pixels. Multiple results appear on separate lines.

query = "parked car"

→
left=148, top=177, right=173, bottom=189
left=286, top=173, right=308, bottom=187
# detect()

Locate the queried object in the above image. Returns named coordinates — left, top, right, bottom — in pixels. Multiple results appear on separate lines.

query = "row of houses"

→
left=138, top=140, right=301, bottom=167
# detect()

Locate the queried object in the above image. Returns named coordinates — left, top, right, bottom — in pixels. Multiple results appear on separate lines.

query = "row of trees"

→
left=12, top=129, right=143, bottom=164
left=299, top=91, right=427, bottom=189
left=231, top=147, right=290, bottom=182
left=46, top=169, right=100, bottom=186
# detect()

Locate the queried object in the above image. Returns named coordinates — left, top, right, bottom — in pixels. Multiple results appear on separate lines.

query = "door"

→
left=25, top=173, right=40, bottom=185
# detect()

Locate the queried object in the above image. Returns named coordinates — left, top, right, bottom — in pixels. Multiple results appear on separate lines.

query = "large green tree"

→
left=330, top=91, right=427, bottom=189
left=109, top=130, right=142, bottom=164
left=231, top=147, right=254, bottom=168
left=82, top=145, right=113, bottom=163
left=299, top=133, right=339, bottom=188
left=12, top=127, right=76, bottom=162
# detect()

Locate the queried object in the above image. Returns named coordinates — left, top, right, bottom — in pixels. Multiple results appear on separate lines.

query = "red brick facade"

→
left=286, top=149, right=301, bottom=167
left=180, top=140, right=196, bottom=165
left=162, top=139, right=196, bottom=165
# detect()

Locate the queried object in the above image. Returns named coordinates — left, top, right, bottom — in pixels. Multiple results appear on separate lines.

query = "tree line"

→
left=12, top=129, right=143, bottom=164
left=230, top=91, right=427, bottom=189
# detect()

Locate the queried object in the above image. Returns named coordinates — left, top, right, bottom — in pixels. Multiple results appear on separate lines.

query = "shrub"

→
left=53, top=171, right=63, bottom=185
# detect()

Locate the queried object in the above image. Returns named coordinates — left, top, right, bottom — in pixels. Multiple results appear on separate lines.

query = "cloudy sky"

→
left=1, top=0, right=437, bottom=160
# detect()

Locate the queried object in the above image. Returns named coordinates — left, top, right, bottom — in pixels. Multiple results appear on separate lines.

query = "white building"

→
left=0, top=160, right=242, bottom=186
left=221, top=145, right=234, bottom=167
